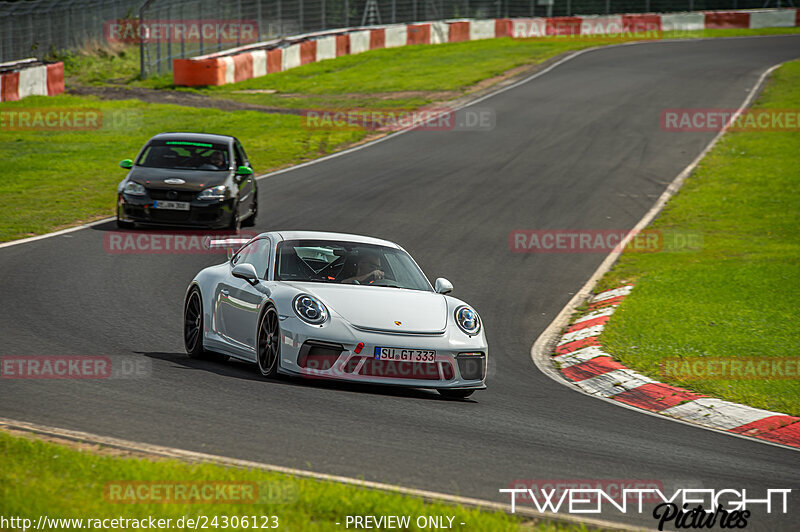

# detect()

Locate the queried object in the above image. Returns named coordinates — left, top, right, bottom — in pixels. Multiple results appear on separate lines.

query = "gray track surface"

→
left=2, top=37, right=799, bottom=530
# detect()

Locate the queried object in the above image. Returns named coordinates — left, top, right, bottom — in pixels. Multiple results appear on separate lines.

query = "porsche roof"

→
left=271, top=231, right=401, bottom=249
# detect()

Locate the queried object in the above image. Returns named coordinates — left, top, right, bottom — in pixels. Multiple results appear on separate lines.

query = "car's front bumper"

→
left=118, top=194, right=236, bottom=228
left=276, top=315, right=488, bottom=390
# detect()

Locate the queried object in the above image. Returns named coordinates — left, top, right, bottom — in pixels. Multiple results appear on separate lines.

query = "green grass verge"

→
left=0, top=431, right=586, bottom=531
left=0, top=95, right=363, bottom=242
left=596, top=60, right=800, bottom=416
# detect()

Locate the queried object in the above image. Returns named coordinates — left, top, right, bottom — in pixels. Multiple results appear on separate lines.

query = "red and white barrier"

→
left=172, top=9, right=800, bottom=87
left=0, top=59, right=65, bottom=102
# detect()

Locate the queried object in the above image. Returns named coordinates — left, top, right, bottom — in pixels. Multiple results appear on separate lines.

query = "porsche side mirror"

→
left=236, top=166, right=253, bottom=176
left=232, top=263, right=259, bottom=283
left=435, top=278, right=453, bottom=294
left=120, top=159, right=133, bottom=169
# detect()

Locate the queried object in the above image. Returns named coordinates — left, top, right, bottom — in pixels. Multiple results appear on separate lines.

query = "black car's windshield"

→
left=275, top=240, right=432, bottom=291
left=136, top=140, right=230, bottom=171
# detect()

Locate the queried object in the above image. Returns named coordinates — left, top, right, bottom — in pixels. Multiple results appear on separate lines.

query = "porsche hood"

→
left=292, top=283, right=448, bottom=334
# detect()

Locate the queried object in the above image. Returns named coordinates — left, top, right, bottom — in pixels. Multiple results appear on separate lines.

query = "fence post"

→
left=139, top=0, right=156, bottom=79
left=237, top=0, right=242, bottom=47
left=278, top=0, right=282, bottom=37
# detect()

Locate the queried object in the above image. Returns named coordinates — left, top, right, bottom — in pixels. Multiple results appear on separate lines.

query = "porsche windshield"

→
left=136, top=140, right=230, bottom=171
left=275, top=240, right=432, bottom=291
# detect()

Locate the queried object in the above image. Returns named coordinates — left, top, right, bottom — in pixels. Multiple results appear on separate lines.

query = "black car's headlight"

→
left=197, top=185, right=227, bottom=200
left=123, top=181, right=146, bottom=195
left=293, top=294, right=328, bottom=325
left=455, top=305, right=481, bottom=335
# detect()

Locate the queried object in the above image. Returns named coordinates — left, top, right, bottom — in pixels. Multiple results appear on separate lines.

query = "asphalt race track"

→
left=2, top=36, right=800, bottom=529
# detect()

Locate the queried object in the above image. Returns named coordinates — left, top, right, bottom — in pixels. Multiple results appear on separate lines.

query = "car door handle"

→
left=220, top=289, right=229, bottom=296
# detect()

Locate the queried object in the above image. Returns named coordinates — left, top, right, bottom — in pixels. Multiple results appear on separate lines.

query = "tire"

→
left=184, top=288, right=207, bottom=359
left=256, top=306, right=280, bottom=378
left=438, top=389, right=475, bottom=400
left=241, top=198, right=257, bottom=227
left=116, top=205, right=135, bottom=229
left=227, top=203, right=241, bottom=232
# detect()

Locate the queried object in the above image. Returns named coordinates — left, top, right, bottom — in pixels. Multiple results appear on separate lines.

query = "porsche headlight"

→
left=293, top=294, right=328, bottom=325
left=455, top=305, right=481, bottom=335
left=123, top=181, right=146, bottom=195
left=197, top=185, right=227, bottom=200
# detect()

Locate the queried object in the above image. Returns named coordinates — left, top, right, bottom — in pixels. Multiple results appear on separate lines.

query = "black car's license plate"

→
left=153, top=200, right=190, bottom=211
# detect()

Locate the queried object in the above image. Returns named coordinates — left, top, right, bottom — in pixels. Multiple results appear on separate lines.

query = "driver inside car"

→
left=341, top=251, right=385, bottom=284
left=199, top=150, right=227, bottom=170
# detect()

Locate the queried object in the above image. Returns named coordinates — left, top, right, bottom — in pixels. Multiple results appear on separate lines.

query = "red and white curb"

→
left=553, top=285, right=800, bottom=448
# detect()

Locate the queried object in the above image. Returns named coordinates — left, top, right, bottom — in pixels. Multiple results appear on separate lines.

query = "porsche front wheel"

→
left=257, top=306, right=280, bottom=378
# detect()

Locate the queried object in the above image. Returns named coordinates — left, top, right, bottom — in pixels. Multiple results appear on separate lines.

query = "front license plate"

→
left=374, top=347, right=436, bottom=363
left=152, top=200, right=190, bottom=211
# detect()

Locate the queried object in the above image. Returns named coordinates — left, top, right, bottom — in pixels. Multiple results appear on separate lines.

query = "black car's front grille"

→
left=146, top=188, right=198, bottom=202
left=148, top=209, right=192, bottom=223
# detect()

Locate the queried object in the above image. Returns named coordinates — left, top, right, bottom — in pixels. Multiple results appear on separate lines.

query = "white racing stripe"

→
left=592, top=285, right=633, bottom=302
left=553, top=346, right=609, bottom=368
left=573, top=306, right=616, bottom=324
left=574, top=369, right=655, bottom=396
left=251, top=50, right=267, bottom=78
left=557, top=324, right=604, bottom=346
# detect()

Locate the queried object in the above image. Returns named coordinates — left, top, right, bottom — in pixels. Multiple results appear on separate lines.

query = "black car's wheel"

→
left=257, top=306, right=280, bottom=378
left=438, top=389, right=475, bottom=400
left=116, top=205, right=135, bottom=229
left=227, top=203, right=241, bottom=231
left=241, top=198, right=257, bottom=227
left=184, top=289, right=206, bottom=358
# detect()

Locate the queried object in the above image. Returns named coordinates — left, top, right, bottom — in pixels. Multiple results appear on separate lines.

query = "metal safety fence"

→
left=0, top=0, right=143, bottom=63
left=0, top=0, right=792, bottom=75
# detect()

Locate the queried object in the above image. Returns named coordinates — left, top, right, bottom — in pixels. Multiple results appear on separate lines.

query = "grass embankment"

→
left=596, top=61, right=800, bottom=416
left=0, top=430, right=586, bottom=531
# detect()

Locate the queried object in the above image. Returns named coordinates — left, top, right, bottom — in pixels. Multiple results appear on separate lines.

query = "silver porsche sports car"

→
left=184, top=231, right=487, bottom=398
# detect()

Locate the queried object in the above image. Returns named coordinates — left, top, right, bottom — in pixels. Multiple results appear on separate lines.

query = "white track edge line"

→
left=529, top=60, right=800, bottom=453
left=0, top=417, right=647, bottom=532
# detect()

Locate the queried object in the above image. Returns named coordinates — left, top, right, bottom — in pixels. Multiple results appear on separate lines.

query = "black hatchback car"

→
left=116, top=133, right=257, bottom=229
